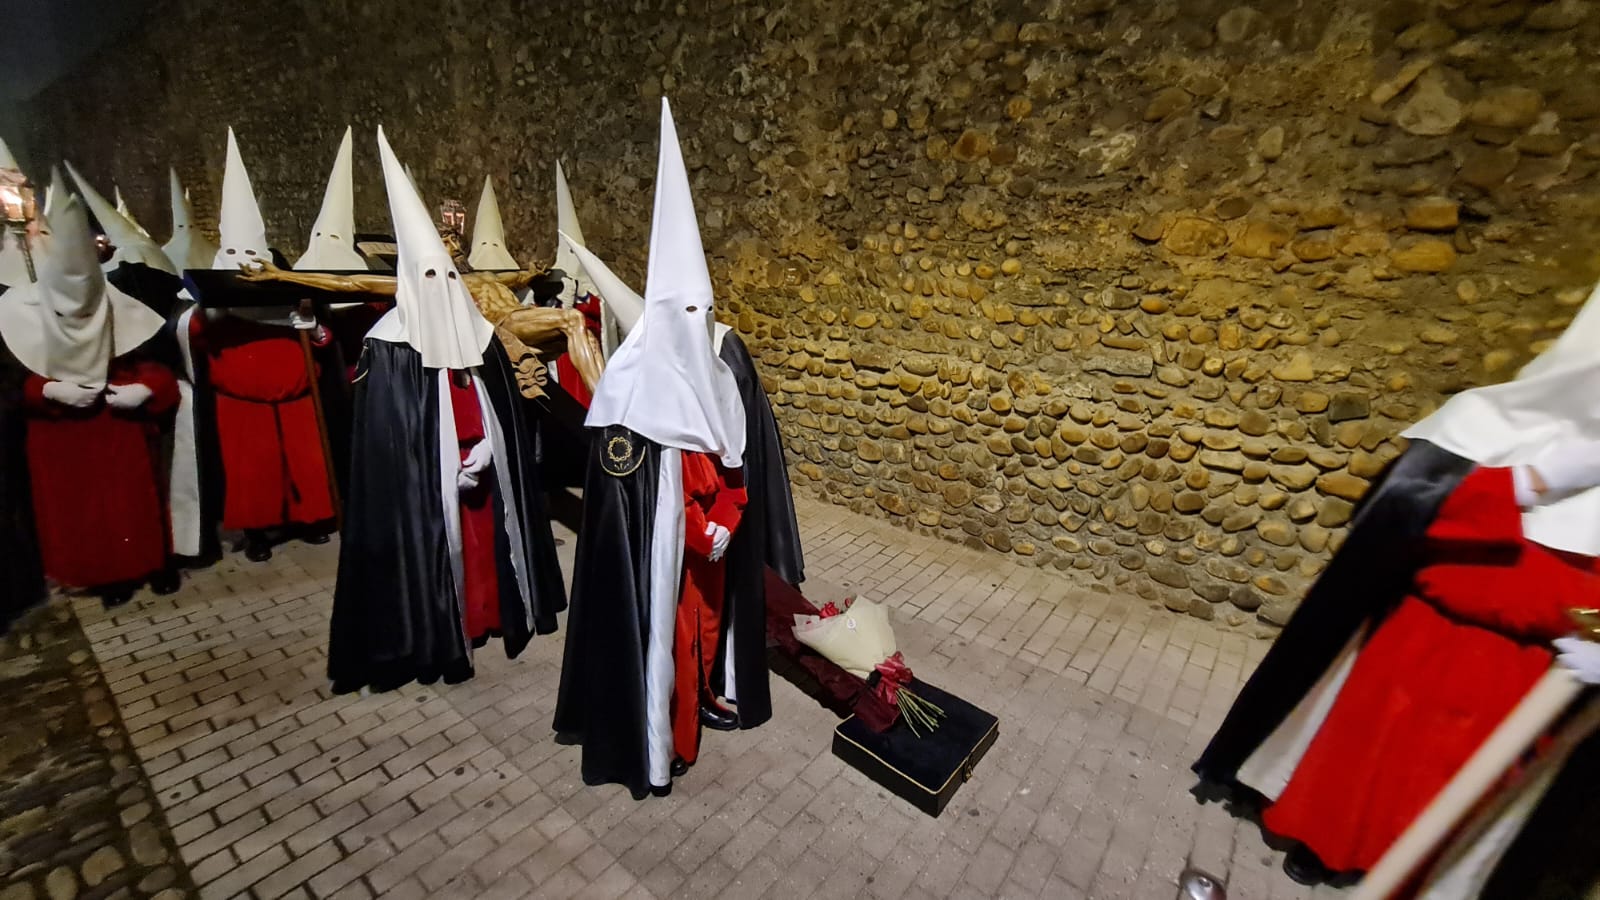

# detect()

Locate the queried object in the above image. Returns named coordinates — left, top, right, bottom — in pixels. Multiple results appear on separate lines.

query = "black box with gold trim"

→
left=830, top=679, right=999, bottom=817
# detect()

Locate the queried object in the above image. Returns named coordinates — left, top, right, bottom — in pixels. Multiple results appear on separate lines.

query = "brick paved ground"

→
left=59, top=495, right=1348, bottom=899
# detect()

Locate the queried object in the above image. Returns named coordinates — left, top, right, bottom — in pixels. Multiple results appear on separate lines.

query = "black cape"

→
left=328, top=338, right=565, bottom=694
left=1193, top=439, right=1476, bottom=790
left=0, top=333, right=45, bottom=633
left=553, top=424, right=663, bottom=799
left=711, top=333, right=805, bottom=728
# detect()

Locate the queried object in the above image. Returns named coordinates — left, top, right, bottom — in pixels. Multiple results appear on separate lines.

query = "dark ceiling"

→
left=1, top=0, right=153, bottom=101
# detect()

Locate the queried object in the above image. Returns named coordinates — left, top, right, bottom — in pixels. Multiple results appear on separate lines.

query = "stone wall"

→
left=22, top=0, right=1600, bottom=634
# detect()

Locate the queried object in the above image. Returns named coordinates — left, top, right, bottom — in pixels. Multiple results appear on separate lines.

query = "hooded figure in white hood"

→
left=466, top=175, right=520, bottom=272
left=295, top=127, right=368, bottom=271
left=162, top=169, right=219, bottom=272
left=326, top=125, right=566, bottom=696
left=540, top=163, right=616, bottom=405
left=554, top=98, right=752, bottom=799
left=185, top=127, right=338, bottom=563
left=1195, top=283, right=1600, bottom=884
left=560, top=227, right=805, bottom=731
left=0, top=196, right=181, bottom=605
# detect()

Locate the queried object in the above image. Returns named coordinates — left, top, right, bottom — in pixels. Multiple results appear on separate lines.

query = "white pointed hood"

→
left=558, top=232, right=642, bottom=334
left=163, top=168, right=218, bottom=270
left=115, top=185, right=153, bottom=238
left=552, top=162, right=597, bottom=306
left=0, top=196, right=163, bottom=388
left=296, top=127, right=367, bottom=270
left=43, top=165, right=64, bottom=216
left=367, top=126, right=494, bottom=370
left=467, top=175, right=519, bottom=271
left=0, top=137, right=15, bottom=169
left=212, top=128, right=270, bottom=269
left=1405, top=282, right=1600, bottom=555
left=585, top=98, right=745, bottom=468
left=65, top=161, right=179, bottom=276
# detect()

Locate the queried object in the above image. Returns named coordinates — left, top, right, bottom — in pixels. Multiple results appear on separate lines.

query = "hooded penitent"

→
left=65, top=162, right=179, bottom=276
left=162, top=168, right=219, bottom=271
left=467, top=175, right=519, bottom=271
left=1, top=194, right=179, bottom=596
left=115, top=185, right=153, bottom=239
left=0, top=197, right=164, bottom=389
left=560, top=228, right=804, bottom=729
left=553, top=163, right=598, bottom=304
left=1194, top=286, right=1600, bottom=876
left=366, top=128, right=494, bottom=370
left=212, top=128, right=271, bottom=270
left=326, top=124, right=566, bottom=694
left=295, top=127, right=368, bottom=271
left=555, top=98, right=752, bottom=798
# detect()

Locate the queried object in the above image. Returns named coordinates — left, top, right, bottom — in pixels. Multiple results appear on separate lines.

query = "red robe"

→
left=554, top=293, right=602, bottom=408
left=24, top=356, right=178, bottom=588
left=448, top=373, right=501, bottom=643
left=1263, top=467, right=1598, bottom=872
left=191, top=314, right=335, bottom=530
left=673, top=451, right=747, bottom=764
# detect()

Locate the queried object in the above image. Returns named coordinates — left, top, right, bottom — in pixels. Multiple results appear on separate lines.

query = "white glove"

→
left=457, top=440, right=493, bottom=492
left=41, top=381, right=101, bottom=408
left=105, top=383, right=154, bottom=410
left=289, top=308, right=320, bottom=331
left=1554, top=637, right=1600, bottom=684
left=707, top=523, right=732, bottom=561
left=1529, top=440, right=1600, bottom=499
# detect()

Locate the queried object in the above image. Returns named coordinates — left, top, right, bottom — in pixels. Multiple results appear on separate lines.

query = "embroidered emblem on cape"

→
left=600, top=425, right=645, bottom=477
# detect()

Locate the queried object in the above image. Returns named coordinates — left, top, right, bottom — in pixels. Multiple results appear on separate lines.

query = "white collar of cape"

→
left=581, top=98, right=745, bottom=469
left=1404, top=280, right=1600, bottom=556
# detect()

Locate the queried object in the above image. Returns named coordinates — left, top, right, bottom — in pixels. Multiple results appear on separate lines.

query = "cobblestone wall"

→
left=22, top=0, right=1600, bottom=633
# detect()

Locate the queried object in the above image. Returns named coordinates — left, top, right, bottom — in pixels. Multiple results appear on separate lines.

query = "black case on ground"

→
left=830, top=679, right=999, bottom=817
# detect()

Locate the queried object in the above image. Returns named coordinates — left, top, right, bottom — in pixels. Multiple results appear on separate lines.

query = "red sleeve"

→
left=1425, top=467, right=1524, bottom=547
left=706, top=466, right=748, bottom=536
left=114, top=358, right=180, bottom=416
left=310, top=324, right=333, bottom=348
left=22, top=374, right=52, bottom=413
left=1419, top=547, right=1596, bottom=640
left=187, top=310, right=206, bottom=352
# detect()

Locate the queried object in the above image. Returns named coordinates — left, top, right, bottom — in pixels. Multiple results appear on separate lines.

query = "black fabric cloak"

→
left=1193, top=439, right=1476, bottom=790
left=711, top=333, right=805, bottom=729
left=327, top=338, right=565, bottom=694
left=0, top=334, right=45, bottom=633
left=553, top=424, right=662, bottom=799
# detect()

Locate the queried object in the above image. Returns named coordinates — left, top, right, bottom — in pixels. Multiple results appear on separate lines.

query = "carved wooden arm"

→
left=237, top=260, right=399, bottom=296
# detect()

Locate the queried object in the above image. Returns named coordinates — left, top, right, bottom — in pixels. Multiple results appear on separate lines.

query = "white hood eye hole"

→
left=226, top=248, right=238, bottom=255
left=424, top=268, right=438, bottom=278
left=329, top=233, right=340, bottom=241
left=245, top=248, right=257, bottom=256
left=686, top=305, right=699, bottom=313
left=447, top=271, right=458, bottom=280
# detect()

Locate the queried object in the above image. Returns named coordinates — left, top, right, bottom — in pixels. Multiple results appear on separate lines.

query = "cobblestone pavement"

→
left=0, top=602, right=196, bottom=900
left=48, top=495, right=1348, bottom=900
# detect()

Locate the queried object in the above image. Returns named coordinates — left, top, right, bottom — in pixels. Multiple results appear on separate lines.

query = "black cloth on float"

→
left=328, top=338, right=564, bottom=694
left=1192, top=439, right=1476, bottom=791
left=553, top=424, right=660, bottom=800
left=0, top=336, right=45, bottom=633
left=709, top=332, right=806, bottom=729
left=108, top=262, right=183, bottom=321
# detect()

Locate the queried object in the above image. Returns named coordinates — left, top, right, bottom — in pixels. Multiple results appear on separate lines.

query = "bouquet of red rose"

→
left=792, top=597, right=945, bottom=736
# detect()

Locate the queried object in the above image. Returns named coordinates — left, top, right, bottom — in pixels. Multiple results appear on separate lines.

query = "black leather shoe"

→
left=244, top=533, right=273, bottom=563
left=102, top=588, right=135, bottom=609
left=699, top=702, right=738, bottom=731
left=148, top=569, right=181, bottom=595
left=670, top=757, right=689, bottom=777
left=301, top=531, right=331, bottom=546
left=1283, top=845, right=1334, bottom=887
